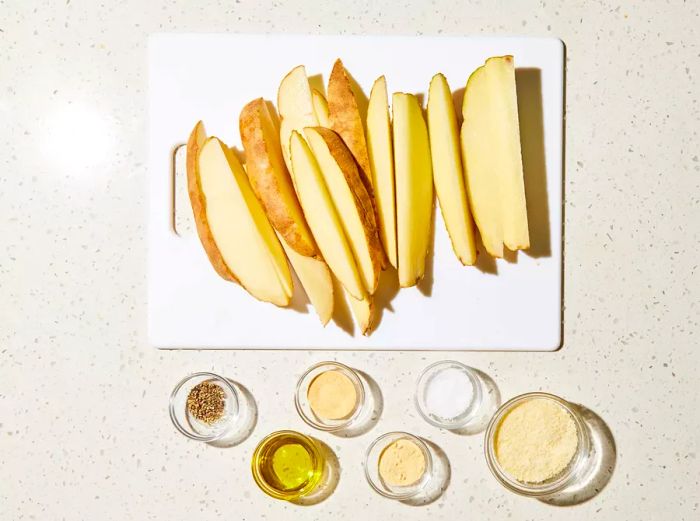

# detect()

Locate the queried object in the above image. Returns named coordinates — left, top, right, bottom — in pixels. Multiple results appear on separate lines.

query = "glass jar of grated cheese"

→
left=484, top=392, right=593, bottom=497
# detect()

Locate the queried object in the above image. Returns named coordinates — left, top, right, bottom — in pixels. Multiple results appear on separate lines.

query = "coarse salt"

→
left=424, top=367, right=475, bottom=421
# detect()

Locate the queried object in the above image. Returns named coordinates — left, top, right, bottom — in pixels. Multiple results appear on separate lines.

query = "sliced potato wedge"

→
left=305, top=126, right=383, bottom=294
left=427, top=73, right=477, bottom=265
left=289, top=131, right=366, bottom=300
left=327, top=59, right=373, bottom=191
left=312, top=89, right=331, bottom=127
left=278, top=65, right=317, bottom=173
left=461, top=56, right=529, bottom=257
left=186, top=121, right=238, bottom=282
left=240, top=97, right=318, bottom=258
left=194, top=136, right=292, bottom=306
left=347, top=292, right=375, bottom=336
left=366, top=76, right=398, bottom=269
left=281, top=239, right=334, bottom=325
left=393, top=93, right=434, bottom=287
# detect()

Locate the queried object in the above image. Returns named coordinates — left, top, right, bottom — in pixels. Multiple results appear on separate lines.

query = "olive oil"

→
left=270, top=442, right=314, bottom=489
left=252, top=431, right=324, bottom=500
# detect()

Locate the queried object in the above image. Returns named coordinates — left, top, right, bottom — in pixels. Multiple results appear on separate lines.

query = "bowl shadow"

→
left=539, top=404, right=616, bottom=506
left=208, top=381, right=257, bottom=448
left=292, top=438, right=340, bottom=506
left=334, top=370, right=383, bottom=438
left=449, top=368, right=501, bottom=436
left=401, top=439, right=451, bottom=506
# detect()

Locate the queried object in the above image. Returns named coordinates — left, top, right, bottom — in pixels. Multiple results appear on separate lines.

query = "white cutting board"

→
left=148, top=34, right=564, bottom=350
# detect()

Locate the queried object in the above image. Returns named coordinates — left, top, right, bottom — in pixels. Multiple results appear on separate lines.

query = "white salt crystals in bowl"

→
left=415, top=361, right=483, bottom=430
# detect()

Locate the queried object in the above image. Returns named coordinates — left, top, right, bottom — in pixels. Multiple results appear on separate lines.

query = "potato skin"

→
left=239, top=98, right=319, bottom=258
left=328, top=59, right=373, bottom=193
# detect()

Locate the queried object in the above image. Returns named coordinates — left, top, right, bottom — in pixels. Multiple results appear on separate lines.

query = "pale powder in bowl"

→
left=378, top=438, right=427, bottom=487
left=307, top=370, right=358, bottom=420
left=494, top=397, right=579, bottom=484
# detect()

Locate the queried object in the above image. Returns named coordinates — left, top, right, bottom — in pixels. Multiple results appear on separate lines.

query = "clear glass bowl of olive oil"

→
left=251, top=430, right=325, bottom=501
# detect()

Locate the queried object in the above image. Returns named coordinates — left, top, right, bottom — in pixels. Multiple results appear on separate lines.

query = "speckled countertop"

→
left=1, top=1, right=698, bottom=520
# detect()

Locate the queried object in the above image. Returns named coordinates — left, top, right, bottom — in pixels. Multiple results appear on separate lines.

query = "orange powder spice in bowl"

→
left=307, top=370, right=358, bottom=420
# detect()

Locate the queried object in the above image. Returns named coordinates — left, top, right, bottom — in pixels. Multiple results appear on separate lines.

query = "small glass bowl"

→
left=415, top=360, right=483, bottom=430
left=295, top=361, right=366, bottom=432
left=251, top=430, right=325, bottom=501
left=364, top=432, right=433, bottom=500
left=484, top=392, right=592, bottom=497
left=169, top=372, right=240, bottom=442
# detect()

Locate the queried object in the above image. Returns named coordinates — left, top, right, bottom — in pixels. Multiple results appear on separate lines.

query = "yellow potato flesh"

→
left=281, top=239, right=334, bottom=325
left=198, top=137, right=292, bottom=305
left=427, top=73, right=477, bottom=265
left=347, top=292, right=374, bottom=336
left=305, top=128, right=377, bottom=294
left=312, top=89, right=331, bottom=127
left=392, top=93, right=434, bottom=287
left=366, top=76, right=398, bottom=269
left=278, top=65, right=317, bottom=172
left=461, top=56, right=529, bottom=257
left=289, top=132, right=366, bottom=300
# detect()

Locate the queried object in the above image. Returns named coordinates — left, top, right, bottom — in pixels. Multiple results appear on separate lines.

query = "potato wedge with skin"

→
left=328, top=59, right=373, bottom=191
left=240, top=98, right=333, bottom=323
left=240, top=97, right=318, bottom=258
left=305, top=127, right=383, bottom=294
left=393, top=93, right=434, bottom=287
left=366, top=76, right=398, bottom=269
left=347, top=292, right=375, bottom=336
left=186, top=121, right=238, bottom=283
left=195, top=137, right=292, bottom=306
left=289, top=131, right=366, bottom=300
left=312, top=89, right=331, bottom=127
left=278, top=65, right=318, bottom=173
left=461, top=56, right=529, bottom=257
left=427, top=73, right=477, bottom=265
left=280, top=238, right=334, bottom=325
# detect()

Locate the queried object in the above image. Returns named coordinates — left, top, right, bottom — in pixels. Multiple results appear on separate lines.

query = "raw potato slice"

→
left=327, top=59, right=373, bottom=191
left=195, top=137, right=293, bottom=306
left=280, top=238, right=334, bottom=325
left=240, top=98, right=333, bottom=323
left=347, top=293, right=375, bottom=336
left=304, top=127, right=383, bottom=294
left=312, top=89, right=331, bottom=127
left=240, top=98, right=318, bottom=258
left=461, top=56, right=530, bottom=257
left=186, top=121, right=237, bottom=282
left=393, top=93, right=434, bottom=287
left=366, top=76, right=398, bottom=269
left=427, top=73, right=477, bottom=265
left=278, top=65, right=317, bottom=172
left=289, top=131, right=366, bottom=300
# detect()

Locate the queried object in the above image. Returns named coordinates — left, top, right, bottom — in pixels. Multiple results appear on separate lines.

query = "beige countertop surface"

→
left=1, top=1, right=698, bottom=519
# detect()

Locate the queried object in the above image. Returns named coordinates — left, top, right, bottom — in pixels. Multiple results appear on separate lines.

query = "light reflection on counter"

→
left=41, top=103, right=114, bottom=174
